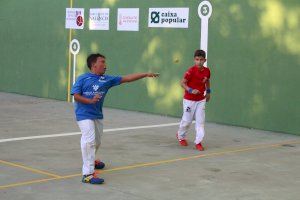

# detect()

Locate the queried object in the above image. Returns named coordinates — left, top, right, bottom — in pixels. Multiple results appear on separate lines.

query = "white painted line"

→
left=0, top=122, right=182, bottom=143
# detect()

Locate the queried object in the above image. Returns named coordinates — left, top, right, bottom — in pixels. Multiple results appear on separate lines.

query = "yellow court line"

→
left=98, top=139, right=300, bottom=173
left=0, top=160, right=62, bottom=179
left=67, top=0, right=73, bottom=102
left=0, top=139, right=299, bottom=190
left=0, top=177, right=59, bottom=190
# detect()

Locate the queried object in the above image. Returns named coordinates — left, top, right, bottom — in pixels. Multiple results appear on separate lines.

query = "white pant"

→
left=178, top=99, right=206, bottom=144
left=77, top=119, right=103, bottom=175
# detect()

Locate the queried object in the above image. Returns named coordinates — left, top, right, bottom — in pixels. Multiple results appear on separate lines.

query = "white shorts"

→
left=178, top=99, right=206, bottom=144
left=77, top=119, right=103, bottom=175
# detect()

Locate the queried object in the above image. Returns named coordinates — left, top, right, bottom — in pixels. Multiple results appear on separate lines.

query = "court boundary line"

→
left=0, top=122, right=181, bottom=143
left=0, top=139, right=299, bottom=190
left=0, top=160, right=61, bottom=178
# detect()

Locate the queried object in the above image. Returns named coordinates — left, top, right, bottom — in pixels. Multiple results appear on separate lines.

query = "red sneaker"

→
left=195, top=143, right=204, bottom=151
left=176, top=133, right=188, bottom=146
left=95, top=160, right=105, bottom=170
left=179, top=139, right=188, bottom=146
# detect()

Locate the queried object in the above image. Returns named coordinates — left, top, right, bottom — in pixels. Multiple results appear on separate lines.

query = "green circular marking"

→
left=72, top=43, right=78, bottom=51
left=201, top=5, right=209, bottom=16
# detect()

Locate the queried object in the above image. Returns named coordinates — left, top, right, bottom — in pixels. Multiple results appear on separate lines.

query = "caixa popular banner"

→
left=148, top=8, right=189, bottom=28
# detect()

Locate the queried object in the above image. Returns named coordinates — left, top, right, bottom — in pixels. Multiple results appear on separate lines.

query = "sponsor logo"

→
left=150, top=11, right=186, bottom=24
left=83, top=91, right=105, bottom=96
left=117, top=8, right=139, bottom=31
left=76, top=15, right=83, bottom=26
left=98, top=76, right=106, bottom=82
left=186, top=107, right=191, bottom=113
left=92, top=85, right=99, bottom=91
left=89, top=8, right=110, bottom=30
left=65, top=8, right=84, bottom=29
left=148, top=8, right=189, bottom=28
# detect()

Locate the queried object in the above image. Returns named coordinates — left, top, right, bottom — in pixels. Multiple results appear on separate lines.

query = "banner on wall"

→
left=117, top=8, right=139, bottom=31
left=148, top=8, right=189, bottom=28
left=89, top=8, right=110, bottom=30
left=65, top=8, right=84, bottom=29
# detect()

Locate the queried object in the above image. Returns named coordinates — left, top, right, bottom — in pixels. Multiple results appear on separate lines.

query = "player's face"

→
left=194, top=56, right=206, bottom=67
left=93, top=57, right=107, bottom=75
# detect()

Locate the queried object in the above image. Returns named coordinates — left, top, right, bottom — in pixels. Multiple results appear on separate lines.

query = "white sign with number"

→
left=69, top=39, right=80, bottom=103
left=198, top=1, right=212, bottom=64
left=70, top=39, right=80, bottom=55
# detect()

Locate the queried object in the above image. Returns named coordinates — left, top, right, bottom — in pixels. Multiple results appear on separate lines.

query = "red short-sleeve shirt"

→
left=183, top=65, right=211, bottom=101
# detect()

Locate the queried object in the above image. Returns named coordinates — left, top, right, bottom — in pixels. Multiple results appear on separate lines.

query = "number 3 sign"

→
left=198, top=1, right=212, bottom=65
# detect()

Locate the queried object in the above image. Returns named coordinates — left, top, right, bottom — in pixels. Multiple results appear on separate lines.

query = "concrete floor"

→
left=0, top=92, right=299, bottom=200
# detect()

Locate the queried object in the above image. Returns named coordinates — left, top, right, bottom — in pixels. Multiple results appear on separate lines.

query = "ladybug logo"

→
left=76, top=15, right=83, bottom=26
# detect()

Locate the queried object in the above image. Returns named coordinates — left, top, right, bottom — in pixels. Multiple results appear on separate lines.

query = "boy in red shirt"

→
left=177, top=49, right=211, bottom=151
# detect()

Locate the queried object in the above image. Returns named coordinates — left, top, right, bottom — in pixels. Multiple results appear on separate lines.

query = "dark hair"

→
left=194, top=49, right=206, bottom=58
left=86, top=53, right=106, bottom=69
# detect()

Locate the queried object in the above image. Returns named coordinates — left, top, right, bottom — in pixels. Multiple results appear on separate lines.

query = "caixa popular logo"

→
left=150, top=11, right=160, bottom=23
left=148, top=8, right=189, bottom=28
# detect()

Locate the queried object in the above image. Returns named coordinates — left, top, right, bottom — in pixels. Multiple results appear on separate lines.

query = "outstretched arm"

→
left=121, top=72, right=159, bottom=84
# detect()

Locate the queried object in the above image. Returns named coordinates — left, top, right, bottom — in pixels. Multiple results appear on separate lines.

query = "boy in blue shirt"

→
left=71, top=53, right=159, bottom=184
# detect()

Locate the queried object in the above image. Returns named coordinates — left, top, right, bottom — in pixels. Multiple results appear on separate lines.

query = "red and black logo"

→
left=76, top=15, right=83, bottom=26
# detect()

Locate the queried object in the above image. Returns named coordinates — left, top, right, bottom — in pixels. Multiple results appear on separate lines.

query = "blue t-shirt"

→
left=71, top=72, right=122, bottom=121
